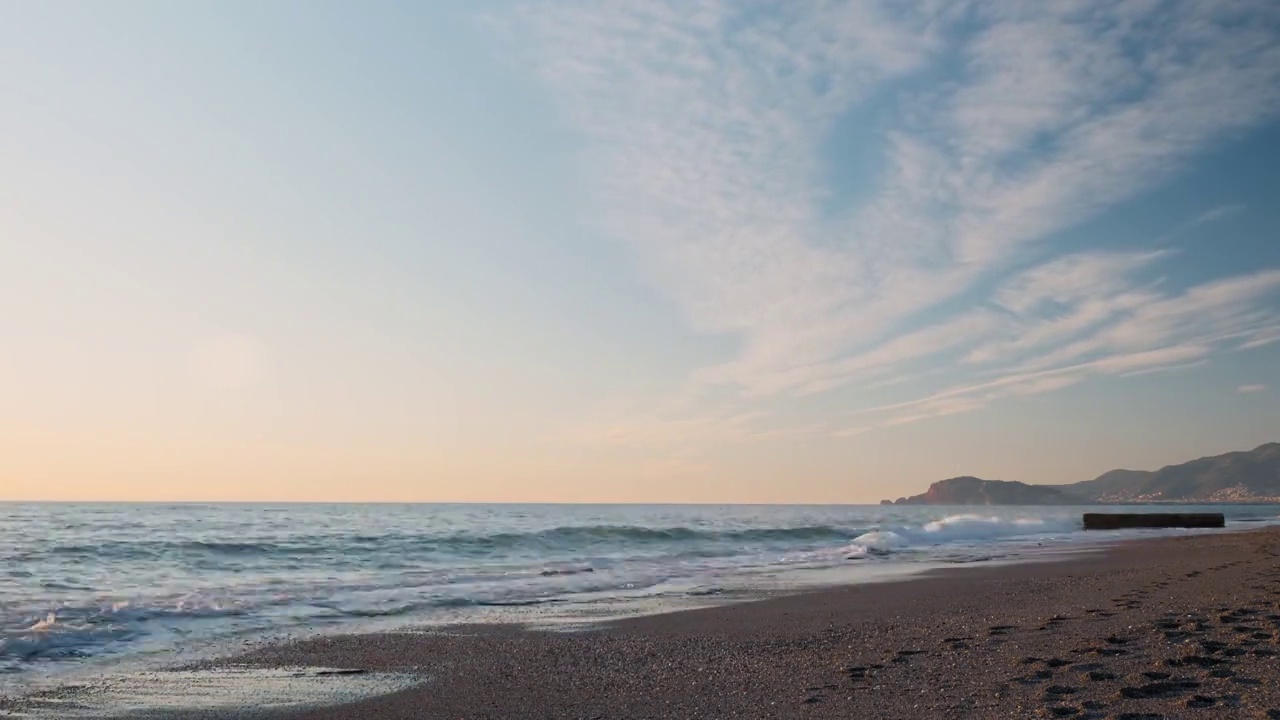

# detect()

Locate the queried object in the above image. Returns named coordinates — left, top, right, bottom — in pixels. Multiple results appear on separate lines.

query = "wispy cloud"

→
left=1119, top=360, right=1208, bottom=379
left=508, top=0, right=1280, bottom=442
left=1191, top=204, right=1247, bottom=227
left=1154, top=202, right=1248, bottom=246
left=1240, top=326, right=1280, bottom=350
left=1238, top=384, right=1269, bottom=394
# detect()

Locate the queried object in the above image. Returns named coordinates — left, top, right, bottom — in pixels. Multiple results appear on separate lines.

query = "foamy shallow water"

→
left=2, top=666, right=421, bottom=718
left=3, top=502, right=1277, bottom=694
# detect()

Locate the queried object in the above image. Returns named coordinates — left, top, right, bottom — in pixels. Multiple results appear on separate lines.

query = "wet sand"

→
left=14, top=527, right=1280, bottom=719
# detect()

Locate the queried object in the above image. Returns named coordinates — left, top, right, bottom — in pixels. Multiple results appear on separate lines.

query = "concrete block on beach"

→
left=1082, top=512, right=1225, bottom=530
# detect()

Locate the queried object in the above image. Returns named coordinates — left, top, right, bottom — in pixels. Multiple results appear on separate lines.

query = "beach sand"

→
left=13, top=527, right=1280, bottom=719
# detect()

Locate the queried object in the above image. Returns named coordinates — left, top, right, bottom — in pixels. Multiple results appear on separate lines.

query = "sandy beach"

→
left=52, top=526, right=1270, bottom=719
left=6, top=526, right=1280, bottom=718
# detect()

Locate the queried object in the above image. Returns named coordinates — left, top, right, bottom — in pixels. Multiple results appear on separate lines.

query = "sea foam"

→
left=0, top=502, right=1267, bottom=685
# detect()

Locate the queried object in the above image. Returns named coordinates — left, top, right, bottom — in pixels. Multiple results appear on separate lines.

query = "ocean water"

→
left=2, top=502, right=1277, bottom=688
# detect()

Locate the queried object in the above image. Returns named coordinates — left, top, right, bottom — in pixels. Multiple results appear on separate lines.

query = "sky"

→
left=2, top=0, right=1279, bottom=503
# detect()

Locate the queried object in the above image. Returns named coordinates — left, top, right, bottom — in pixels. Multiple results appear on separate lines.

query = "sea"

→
left=3, top=502, right=1278, bottom=692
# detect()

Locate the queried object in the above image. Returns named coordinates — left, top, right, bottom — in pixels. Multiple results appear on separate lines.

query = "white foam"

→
left=841, top=513, right=1081, bottom=557
left=3, top=502, right=1265, bottom=686
left=913, top=513, right=1079, bottom=542
left=5, top=666, right=421, bottom=718
left=1, top=599, right=246, bottom=672
left=847, top=530, right=908, bottom=554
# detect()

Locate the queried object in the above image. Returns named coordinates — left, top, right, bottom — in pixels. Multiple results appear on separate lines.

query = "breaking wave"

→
left=1, top=600, right=244, bottom=671
left=4, top=502, right=1258, bottom=682
left=845, top=514, right=1081, bottom=556
left=34, top=517, right=1087, bottom=563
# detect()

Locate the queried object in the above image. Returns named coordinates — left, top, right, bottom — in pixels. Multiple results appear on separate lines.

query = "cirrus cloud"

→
left=506, top=0, right=1280, bottom=443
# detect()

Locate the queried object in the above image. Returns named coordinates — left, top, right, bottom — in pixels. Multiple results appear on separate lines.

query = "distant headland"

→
left=882, top=442, right=1280, bottom=505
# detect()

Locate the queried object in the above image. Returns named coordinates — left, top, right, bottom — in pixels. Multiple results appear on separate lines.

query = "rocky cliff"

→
left=888, top=476, right=1077, bottom=505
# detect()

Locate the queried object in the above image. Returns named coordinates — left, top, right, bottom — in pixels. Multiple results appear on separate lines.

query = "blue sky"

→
left=2, top=1, right=1278, bottom=502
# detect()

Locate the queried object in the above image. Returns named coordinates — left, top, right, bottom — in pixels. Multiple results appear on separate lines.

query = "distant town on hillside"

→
left=883, top=443, right=1280, bottom=505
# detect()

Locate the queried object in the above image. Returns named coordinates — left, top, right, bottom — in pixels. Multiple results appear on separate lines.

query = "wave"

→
left=47, top=540, right=326, bottom=558
left=455, top=524, right=855, bottom=548
left=1, top=600, right=245, bottom=668
left=845, top=514, right=1081, bottom=556
left=916, top=513, right=1080, bottom=540
left=846, top=530, right=908, bottom=556
left=28, top=517, right=1086, bottom=572
left=36, top=524, right=861, bottom=561
left=35, top=516, right=1089, bottom=561
left=4, top=503, right=1264, bottom=683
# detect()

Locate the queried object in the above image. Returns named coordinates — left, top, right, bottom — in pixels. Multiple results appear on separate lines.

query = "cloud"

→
left=509, top=0, right=1280, bottom=442
left=1119, top=360, right=1208, bottom=378
left=848, top=343, right=1213, bottom=429
left=1240, top=326, right=1280, bottom=350
left=1237, top=384, right=1269, bottom=394
left=1190, top=204, right=1247, bottom=228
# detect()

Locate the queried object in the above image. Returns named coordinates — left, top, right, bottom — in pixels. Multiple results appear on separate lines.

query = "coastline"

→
left=9, top=527, right=1280, bottom=718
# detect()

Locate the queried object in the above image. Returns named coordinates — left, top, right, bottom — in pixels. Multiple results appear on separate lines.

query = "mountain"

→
left=887, top=476, right=1078, bottom=505
left=1052, top=442, right=1280, bottom=503
left=882, top=443, right=1280, bottom=505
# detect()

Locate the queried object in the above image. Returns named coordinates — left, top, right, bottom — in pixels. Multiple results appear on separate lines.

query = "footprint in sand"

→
left=1042, top=684, right=1078, bottom=698
left=1167, top=654, right=1228, bottom=668
left=892, top=649, right=926, bottom=663
left=1021, top=669, right=1054, bottom=683
left=1186, top=694, right=1218, bottom=708
left=844, top=665, right=880, bottom=681
left=1120, top=678, right=1200, bottom=699
left=803, top=681, right=838, bottom=704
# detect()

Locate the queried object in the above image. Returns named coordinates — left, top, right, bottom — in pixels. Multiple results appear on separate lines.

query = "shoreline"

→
left=7, top=527, right=1280, bottom=718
